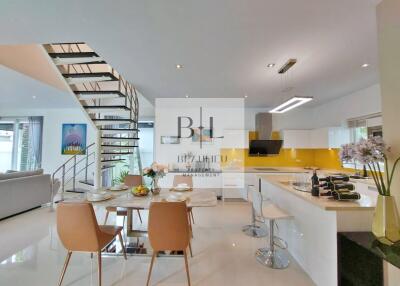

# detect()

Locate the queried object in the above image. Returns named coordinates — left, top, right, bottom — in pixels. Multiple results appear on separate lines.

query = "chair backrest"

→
left=57, top=202, right=101, bottom=252
left=148, top=201, right=190, bottom=251
left=251, top=186, right=264, bottom=219
left=124, top=175, right=143, bottom=187
left=173, top=175, right=193, bottom=188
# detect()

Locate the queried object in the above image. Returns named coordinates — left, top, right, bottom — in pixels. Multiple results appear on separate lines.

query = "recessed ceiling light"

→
left=361, top=63, right=369, bottom=68
left=176, top=64, right=183, bottom=69
left=244, top=94, right=248, bottom=98
left=269, top=96, right=313, bottom=113
left=32, top=95, right=37, bottom=99
left=185, top=94, right=189, bottom=98
left=267, top=63, right=275, bottom=68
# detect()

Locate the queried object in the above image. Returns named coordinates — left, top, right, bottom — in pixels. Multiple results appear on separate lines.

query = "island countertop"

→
left=258, top=174, right=376, bottom=211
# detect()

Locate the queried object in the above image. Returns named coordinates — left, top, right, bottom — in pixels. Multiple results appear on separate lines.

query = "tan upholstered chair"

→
left=146, top=201, right=192, bottom=286
left=173, top=175, right=195, bottom=226
left=57, top=202, right=127, bottom=286
left=104, top=174, right=143, bottom=225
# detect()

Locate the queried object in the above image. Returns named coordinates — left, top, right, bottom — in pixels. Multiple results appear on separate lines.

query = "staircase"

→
left=45, top=42, right=140, bottom=192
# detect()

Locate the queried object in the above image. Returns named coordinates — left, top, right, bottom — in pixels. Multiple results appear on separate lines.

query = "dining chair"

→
left=173, top=175, right=195, bottom=225
left=57, top=202, right=127, bottom=286
left=146, top=201, right=192, bottom=286
left=104, top=174, right=143, bottom=225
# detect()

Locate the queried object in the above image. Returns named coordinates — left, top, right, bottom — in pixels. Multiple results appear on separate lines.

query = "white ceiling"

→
left=0, top=0, right=380, bottom=107
left=0, top=65, right=78, bottom=109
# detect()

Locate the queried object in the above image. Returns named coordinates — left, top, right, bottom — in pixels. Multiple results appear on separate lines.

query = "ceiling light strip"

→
left=269, top=96, right=313, bottom=113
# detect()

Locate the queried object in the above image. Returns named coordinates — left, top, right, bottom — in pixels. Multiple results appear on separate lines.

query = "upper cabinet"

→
left=222, top=129, right=249, bottom=148
left=311, top=127, right=350, bottom=148
left=281, top=129, right=312, bottom=148
left=281, top=127, right=350, bottom=149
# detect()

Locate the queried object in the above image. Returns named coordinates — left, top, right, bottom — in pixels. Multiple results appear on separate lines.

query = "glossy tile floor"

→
left=0, top=202, right=315, bottom=286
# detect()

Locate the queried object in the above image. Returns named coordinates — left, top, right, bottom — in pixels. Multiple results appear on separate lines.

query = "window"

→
left=346, top=114, right=383, bottom=171
left=0, top=117, right=43, bottom=172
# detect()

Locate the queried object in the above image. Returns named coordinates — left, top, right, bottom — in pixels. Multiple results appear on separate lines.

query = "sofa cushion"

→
left=0, top=169, right=44, bottom=181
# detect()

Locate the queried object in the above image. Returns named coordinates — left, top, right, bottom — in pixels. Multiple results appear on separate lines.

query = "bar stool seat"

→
left=262, top=204, right=291, bottom=220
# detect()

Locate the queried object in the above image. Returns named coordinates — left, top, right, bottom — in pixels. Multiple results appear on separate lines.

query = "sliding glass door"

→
left=0, top=117, right=43, bottom=172
left=0, top=122, right=14, bottom=172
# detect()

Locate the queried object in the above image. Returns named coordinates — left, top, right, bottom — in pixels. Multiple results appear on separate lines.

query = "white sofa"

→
left=0, top=169, right=51, bottom=220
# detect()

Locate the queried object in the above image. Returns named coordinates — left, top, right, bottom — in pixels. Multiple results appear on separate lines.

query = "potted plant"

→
left=340, top=137, right=400, bottom=245
left=143, top=162, right=168, bottom=194
left=112, top=169, right=130, bottom=186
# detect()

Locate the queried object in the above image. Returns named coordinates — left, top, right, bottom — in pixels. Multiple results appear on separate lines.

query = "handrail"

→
left=50, top=142, right=96, bottom=209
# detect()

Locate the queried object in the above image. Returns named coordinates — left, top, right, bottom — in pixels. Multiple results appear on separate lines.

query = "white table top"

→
left=64, top=188, right=218, bottom=209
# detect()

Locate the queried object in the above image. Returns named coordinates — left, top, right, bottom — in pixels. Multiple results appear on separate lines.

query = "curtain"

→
left=27, top=116, right=43, bottom=170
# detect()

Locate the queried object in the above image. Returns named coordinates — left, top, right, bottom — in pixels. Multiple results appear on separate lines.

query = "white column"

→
left=377, top=1, right=400, bottom=285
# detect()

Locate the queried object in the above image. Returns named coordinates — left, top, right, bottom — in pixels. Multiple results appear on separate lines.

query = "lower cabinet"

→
left=221, top=172, right=245, bottom=200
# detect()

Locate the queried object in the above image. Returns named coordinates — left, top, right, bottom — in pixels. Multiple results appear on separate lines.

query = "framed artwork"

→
left=61, top=124, right=87, bottom=155
left=160, top=136, right=180, bottom=144
left=192, top=128, right=213, bottom=143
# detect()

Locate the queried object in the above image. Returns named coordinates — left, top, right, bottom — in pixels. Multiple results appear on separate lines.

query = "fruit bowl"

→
left=132, top=185, right=150, bottom=197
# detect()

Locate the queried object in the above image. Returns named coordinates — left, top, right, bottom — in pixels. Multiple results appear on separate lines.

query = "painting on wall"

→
left=192, top=128, right=213, bottom=143
left=61, top=124, right=87, bottom=155
left=160, top=136, right=180, bottom=144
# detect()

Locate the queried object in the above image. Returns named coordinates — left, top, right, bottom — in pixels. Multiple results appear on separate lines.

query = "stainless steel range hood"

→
left=249, top=113, right=283, bottom=156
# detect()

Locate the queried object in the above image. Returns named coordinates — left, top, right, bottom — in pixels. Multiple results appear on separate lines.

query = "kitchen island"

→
left=258, top=174, right=377, bottom=286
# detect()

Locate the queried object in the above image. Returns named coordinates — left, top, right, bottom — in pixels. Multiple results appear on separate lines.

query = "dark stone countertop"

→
left=339, top=232, right=400, bottom=269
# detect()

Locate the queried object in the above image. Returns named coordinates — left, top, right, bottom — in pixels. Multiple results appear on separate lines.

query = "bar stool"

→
left=242, top=184, right=267, bottom=238
left=252, top=187, right=292, bottom=269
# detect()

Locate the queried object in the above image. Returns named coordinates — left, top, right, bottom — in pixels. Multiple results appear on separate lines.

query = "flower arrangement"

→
left=340, top=136, right=399, bottom=196
left=143, top=162, right=168, bottom=179
left=143, top=162, right=168, bottom=193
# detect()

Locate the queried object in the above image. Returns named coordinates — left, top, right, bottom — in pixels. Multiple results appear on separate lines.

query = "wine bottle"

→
left=321, top=182, right=355, bottom=191
left=319, top=175, right=350, bottom=183
left=311, top=170, right=320, bottom=197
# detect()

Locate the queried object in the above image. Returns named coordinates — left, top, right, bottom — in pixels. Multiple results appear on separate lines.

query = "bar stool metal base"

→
left=242, top=224, right=267, bottom=238
left=255, top=248, right=290, bottom=269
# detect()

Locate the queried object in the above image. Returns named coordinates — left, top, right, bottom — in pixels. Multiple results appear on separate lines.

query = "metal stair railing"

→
left=50, top=142, right=95, bottom=209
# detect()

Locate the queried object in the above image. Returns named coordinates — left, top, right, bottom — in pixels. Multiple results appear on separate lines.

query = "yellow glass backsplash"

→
left=221, top=148, right=353, bottom=170
left=227, top=131, right=354, bottom=170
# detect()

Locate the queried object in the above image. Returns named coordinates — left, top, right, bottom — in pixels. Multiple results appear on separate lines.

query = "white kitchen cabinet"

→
left=281, top=129, right=312, bottom=149
left=222, top=172, right=245, bottom=200
left=311, top=127, right=350, bottom=148
left=282, top=127, right=349, bottom=149
left=222, top=129, right=249, bottom=148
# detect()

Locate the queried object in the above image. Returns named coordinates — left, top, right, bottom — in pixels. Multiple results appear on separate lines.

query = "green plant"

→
left=113, top=169, right=130, bottom=185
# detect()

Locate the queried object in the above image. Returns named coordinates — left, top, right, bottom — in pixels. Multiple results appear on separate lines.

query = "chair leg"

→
left=58, top=251, right=72, bottom=286
left=183, top=250, right=191, bottom=286
left=104, top=211, right=109, bottom=225
left=146, top=252, right=157, bottom=286
left=98, top=251, right=102, bottom=286
left=188, top=212, right=193, bottom=238
left=190, top=209, right=195, bottom=224
left=118, top=232, right=127, bottom=260
left=137, top=209, right=143, bottom=224
left=188, top=242, right=193, bottom=258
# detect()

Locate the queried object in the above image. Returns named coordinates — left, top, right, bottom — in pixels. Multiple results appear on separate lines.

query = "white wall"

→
left=155, top=98, right=245, bottom=168
left=272, top=84, right=381, bottom=130
left=0, top=107, right=96, bottom=174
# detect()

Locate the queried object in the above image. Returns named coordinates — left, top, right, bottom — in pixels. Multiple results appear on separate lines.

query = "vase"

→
left=151, top=178, right=160, bottom=195
left=372, top=195, right=400, bottom=245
